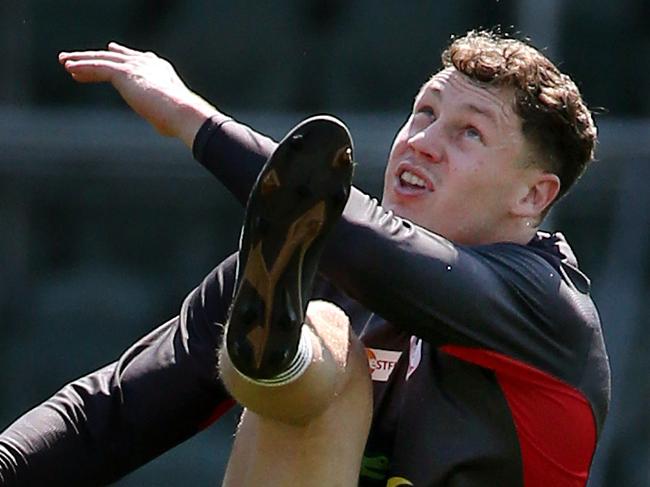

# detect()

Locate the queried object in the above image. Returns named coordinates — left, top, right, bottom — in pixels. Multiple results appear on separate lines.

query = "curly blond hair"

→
left=442, top=30, right=597, bottom=202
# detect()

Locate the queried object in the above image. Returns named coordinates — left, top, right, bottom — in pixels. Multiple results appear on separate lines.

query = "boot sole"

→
left=226, top=115, right=354, bottom=380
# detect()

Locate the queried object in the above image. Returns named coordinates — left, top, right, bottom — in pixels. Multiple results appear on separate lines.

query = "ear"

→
left=512, top=172, right=561, bottom=218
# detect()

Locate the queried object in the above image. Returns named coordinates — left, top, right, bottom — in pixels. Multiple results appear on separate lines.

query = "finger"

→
left=58, top=50, right=130, bottom=65
left=63, top=59, right=127, bottom=83
left=107, top=42, right=142, bottom=55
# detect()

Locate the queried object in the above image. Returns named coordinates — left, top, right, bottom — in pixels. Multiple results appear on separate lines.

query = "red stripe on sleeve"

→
left=441, top=345, right=596, bottom=487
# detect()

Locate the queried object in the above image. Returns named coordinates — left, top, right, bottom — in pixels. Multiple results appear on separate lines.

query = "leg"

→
left=218, top=116, right=365, bottom=485
left=220, top=300, right=372, bottom=486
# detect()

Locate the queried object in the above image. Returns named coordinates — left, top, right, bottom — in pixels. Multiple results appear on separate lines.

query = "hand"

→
left=59, top=42, right=219, bottom=148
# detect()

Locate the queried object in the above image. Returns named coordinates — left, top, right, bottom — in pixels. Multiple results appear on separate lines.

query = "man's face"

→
left=382, top=68, right=532, bottom=245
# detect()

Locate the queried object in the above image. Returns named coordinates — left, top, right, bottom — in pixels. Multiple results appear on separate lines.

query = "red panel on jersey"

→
left=441, top=345, right=596, bottom=487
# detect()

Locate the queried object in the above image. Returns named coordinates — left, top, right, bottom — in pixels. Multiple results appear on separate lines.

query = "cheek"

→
left=446, top=153, right=485, bottom=188
left=385, top=126, right=410, bottom=179
left=389, top=126, right=410, bottom=159
left=444, top=160, right=502, bottom=207
left=450, top=150, right=502, bottom=185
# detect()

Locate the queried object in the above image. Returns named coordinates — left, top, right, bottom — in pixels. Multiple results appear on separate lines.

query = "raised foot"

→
left=226, top=115, right=355, bottom=380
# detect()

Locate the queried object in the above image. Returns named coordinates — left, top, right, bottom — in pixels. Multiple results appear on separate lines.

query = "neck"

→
left=484, top=218, right=538, bottom=245
left=447, top=217, right=538, bottom=246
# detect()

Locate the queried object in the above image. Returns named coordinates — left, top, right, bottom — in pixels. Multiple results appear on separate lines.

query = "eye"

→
left=415, top=106, right=435, bottom=119
left=463, top=126, right=483, bottom=142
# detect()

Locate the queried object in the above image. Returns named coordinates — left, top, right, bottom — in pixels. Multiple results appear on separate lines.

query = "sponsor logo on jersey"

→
left=366, top=348, right=402, bottom=382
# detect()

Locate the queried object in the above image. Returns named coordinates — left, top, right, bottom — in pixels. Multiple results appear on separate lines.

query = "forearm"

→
left=193, top=115, right=278, bottom=205
left=173, top=95, right=224, bottom=150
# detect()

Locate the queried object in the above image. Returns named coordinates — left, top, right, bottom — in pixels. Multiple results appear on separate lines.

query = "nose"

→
left=407, top=122, right=443, bottom=163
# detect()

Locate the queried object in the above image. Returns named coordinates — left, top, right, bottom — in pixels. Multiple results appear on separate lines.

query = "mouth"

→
left=394, top=163, right=434, bottom=195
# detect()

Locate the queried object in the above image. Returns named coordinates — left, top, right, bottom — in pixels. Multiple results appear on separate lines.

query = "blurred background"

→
left=0, top=1, right=648, bottom=485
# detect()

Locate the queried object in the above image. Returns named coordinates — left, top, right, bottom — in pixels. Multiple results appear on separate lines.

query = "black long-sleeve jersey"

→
left=0, top=116, right=610, bottom=487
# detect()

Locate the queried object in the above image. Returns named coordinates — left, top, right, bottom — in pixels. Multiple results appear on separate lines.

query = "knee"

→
left=219, top=300, right=365, bottom=425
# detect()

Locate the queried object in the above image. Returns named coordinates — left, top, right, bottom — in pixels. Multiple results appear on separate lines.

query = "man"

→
left=0, top=30, right=609, bottom=486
